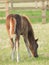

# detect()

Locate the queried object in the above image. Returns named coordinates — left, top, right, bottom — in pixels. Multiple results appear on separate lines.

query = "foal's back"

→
left=6, top=14, right=32, bottom=36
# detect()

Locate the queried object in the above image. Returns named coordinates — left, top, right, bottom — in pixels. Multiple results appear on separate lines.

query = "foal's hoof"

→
left=17, top=58, right=20, bottom=62
left=17, top=60, right=19, bottom=62
left=17, top=56, right=20, bottom=62
left=11, top=55, right=15, bottom=61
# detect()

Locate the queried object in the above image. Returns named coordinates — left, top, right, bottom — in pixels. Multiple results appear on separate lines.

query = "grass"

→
left=0, top=9, right=49, bottom=24
left=10, top=9, right=41, bottom=16
left=0, top=20, right=5, bottom=24
left=0, top=23, right=49, bottom=65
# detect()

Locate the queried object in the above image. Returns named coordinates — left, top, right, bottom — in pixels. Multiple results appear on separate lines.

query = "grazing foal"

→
left=6, top=14, right=38, bottom=62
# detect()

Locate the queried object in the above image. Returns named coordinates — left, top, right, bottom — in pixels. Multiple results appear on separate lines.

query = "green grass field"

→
left=0, top=23, right=49, bottom=65
left=0, top=9, right=49, bottom=24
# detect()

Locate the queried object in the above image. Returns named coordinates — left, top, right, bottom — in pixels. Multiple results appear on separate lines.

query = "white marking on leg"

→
left=16, top=40, right=20, bottom=62
left=11, top=47, right=15, bottom=60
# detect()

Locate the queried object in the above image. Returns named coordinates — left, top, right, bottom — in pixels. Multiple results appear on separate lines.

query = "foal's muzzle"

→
left=34, top=54, right=38, bottom=58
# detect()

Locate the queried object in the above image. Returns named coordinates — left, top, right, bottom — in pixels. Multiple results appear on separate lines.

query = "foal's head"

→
left=30, top=39, right=38, bottom=57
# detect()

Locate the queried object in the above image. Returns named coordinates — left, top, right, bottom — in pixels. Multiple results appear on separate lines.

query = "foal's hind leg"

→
left=9, top=33, right=16, bottom=60
left=6, top=25, right=15, bottom=60
left=15, top=35, right=20, bottom=62
left=24, top=37, right=32, bottom=57
left=10, top=38, right=15, bottom=60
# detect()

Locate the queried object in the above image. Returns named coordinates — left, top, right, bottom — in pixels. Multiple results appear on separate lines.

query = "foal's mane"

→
left=22, top=15, right=35, bottom=41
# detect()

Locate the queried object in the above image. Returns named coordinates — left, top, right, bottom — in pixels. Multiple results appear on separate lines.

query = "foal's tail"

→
left=6, top=14, right=16, bottom=37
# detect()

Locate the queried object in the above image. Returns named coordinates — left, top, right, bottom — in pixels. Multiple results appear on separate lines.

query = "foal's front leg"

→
left=24, top=37, right=32, bottom=57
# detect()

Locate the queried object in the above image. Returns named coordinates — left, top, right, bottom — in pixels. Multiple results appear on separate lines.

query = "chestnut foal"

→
left=6, top=14, right=38, bottom=62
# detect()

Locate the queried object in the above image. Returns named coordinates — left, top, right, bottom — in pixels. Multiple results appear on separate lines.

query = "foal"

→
left=6, top=14, right=38, bottom=62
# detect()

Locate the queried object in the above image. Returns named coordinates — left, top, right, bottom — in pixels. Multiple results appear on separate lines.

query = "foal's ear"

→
left=35, top=39, right=38, bottom=42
